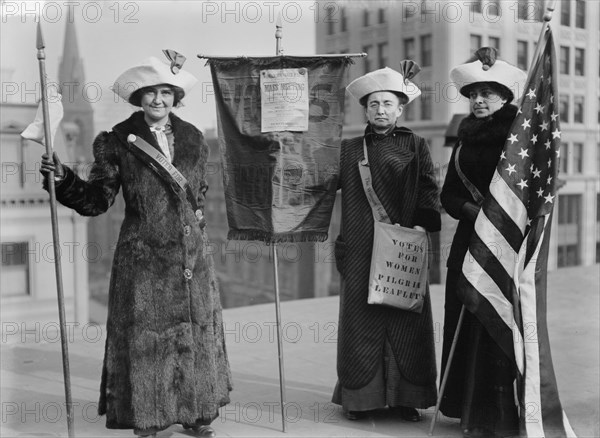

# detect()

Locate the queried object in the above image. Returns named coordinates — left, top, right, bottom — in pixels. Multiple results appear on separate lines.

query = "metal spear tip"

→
left=36, top=22, right=45, bottom=50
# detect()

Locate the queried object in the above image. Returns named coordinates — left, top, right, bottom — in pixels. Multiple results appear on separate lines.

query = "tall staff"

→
left=428, top=1, right=557, bottom=435
left=272, top=13, right=287, bottom=433
left=36, top=22, right=74, bottom=438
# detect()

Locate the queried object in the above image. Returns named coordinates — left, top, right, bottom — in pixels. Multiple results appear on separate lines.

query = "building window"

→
left=560, top=142, right=569, bottom=174
left=1, top=242, right=30, bottom=297
left=470, top=34, right=482, bottom=55
left=326, top=4, right=335, bottom=35
left=378, top=42, right=388, bottom=69
left=378, top=8, right=386, bottom=24
left=535, top=0, right=545, bottom=21
left=597, top=193, right=600, bottom=263
left=559, top=46, right=570, bottom=74
left=517, top=41, right=529, bottom=70
left=559, top=95, right=569, bottom=123
left=561, top=0, right=571, bottom=25
left=404, top=38, right=415, bottom=60
left=363, top=9, right=369, bottom=27
left=470, top=0, right=482, bottom=13
left=421, top=90, right=432, bottom=120
left=517, top=0, right=528, bottom=20
left=573, top=96, right=584, bottom=123
left=572, top=142, right=583, bottom=173
left=557, top=194, right=581, bottom=267
left=574, top=48, right=585, bottom=75
left=488, top=37, right=500, bottom=52
left=485, top=0, right=500, bottom=16
left=340, top=7, right=347, bottom=32
left=363, top=45, right=372, bottom=74
left=575, top=0, right=585, bottom=28
left=420, top=35, right=432, bottom=67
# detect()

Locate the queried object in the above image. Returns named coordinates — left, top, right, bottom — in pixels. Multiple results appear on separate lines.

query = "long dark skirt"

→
left=440, top=269, right=519, bottom=435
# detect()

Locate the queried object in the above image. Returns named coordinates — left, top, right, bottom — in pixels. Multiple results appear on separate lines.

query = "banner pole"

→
left=428, top=305, right=465, bottom=435
left=36, top=22, right=74, bottom=438
left=271, top=13, right=287, bottom=433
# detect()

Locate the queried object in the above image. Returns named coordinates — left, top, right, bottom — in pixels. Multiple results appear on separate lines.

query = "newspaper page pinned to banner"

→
left=260, top=68, right=309, bottom=132
left=208, top=56, right=353, bottom=243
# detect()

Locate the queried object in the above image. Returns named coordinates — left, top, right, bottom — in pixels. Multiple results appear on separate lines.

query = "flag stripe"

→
left=518, top=219, right=544, bottom=437
left=466, top=232, right=523, bottom=333
left=475, top=209, right=520, bottom=278
left=483, top=194, right=524, bottom=254
left=489, top=170, right=528, bottom=234
left=460, top=252, right=524, bottom=373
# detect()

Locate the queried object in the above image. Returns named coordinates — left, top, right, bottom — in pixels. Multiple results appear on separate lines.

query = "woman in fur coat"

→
left=439, top=48, right=526, bottom=438
left=40, top=53, right=231, bottom=438
left=332, top=65, right=441, bottom=423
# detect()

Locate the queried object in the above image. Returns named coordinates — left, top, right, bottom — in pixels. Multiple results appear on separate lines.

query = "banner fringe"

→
left=227, top=230, right=329, bottom=244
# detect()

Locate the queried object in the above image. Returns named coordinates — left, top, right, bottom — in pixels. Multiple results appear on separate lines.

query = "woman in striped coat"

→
left=332, top=65, right=441, bottom=423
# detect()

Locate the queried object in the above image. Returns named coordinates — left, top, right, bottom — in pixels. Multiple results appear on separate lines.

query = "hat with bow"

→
left=450, top=47, right=527, bottom=102
left=112, top=49, right=198, bottom=106
left=347, top=61, right=422, bottom=106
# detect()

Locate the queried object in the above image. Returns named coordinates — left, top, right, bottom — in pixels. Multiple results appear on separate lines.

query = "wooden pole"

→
left=36, top=21, right=74, bottom=438
left=428, top=305, right=465, bottom=436
left=272, top=12, right=287, bottom=433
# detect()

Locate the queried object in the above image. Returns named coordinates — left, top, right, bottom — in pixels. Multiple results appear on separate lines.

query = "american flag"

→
left=457, top=26, right=576, bottom=437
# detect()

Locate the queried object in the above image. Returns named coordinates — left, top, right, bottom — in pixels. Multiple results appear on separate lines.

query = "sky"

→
left=1, top=0, right=320, bottom=131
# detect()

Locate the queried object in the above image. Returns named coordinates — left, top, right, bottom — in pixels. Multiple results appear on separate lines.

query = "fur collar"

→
left=109, top=111, right=203, bottom=178
left=457, top=103, right=518, bottom=148
left=111, top=111, right=195, bottom=148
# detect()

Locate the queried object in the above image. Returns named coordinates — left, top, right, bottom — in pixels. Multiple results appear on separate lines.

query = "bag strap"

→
left=358, top=138, right=392, bottom=224
left=126, top=134, right=203, bottom=219
left=454, top=142, right=485, bottom=206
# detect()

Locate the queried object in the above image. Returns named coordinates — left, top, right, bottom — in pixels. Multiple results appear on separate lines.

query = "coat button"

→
left=195, top=209, right=204, bottom=221
left=184, top=268, right=192, bottom=280
left=183, top=225, right=191, bottom=235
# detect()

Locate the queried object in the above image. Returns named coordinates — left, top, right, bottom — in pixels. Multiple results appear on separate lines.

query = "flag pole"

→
left=271, top=12, right=287, bottom=433
left=523, top=0, right=556, bottom=90
left=429, top=2, right=557, bottom=435
left=36, top=22, right=75, bottom=438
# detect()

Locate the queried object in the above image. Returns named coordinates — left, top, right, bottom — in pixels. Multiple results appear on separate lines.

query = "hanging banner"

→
left=208, top=56, right=352, bottom=243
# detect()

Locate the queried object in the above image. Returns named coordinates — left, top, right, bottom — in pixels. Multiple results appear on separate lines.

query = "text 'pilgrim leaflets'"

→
left=367, top=223, right=429, bottom=313
left=260, top=68, right=309, bottom=132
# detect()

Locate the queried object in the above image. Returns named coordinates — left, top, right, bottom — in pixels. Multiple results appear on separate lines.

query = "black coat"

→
left=441, top=104, right=519, bottom=270
left=335, top=125, right=441, bottom=393
left=51, top=111, right=232, bottom=431
left=439, top=104, right=518, bottom=418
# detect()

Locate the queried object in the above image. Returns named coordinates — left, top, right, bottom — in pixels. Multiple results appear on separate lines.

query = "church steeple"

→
left=58, top=18, right=86, bottom=89
left=57, top=17, right=94, bottom=161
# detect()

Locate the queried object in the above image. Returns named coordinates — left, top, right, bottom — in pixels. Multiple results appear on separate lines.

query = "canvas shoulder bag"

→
left=358, top=139, right=428, bottom=313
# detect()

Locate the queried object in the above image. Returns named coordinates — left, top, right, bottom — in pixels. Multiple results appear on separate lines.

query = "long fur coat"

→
left=334, top=125, right=441, bottom=397
left=51, top=111, right=232, bottom=431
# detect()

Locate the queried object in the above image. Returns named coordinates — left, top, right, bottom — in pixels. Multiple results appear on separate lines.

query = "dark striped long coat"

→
left=334, top=125, right=441, bottom=391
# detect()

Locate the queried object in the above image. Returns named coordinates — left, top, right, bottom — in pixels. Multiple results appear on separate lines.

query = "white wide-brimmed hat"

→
left=347, top=63, right=422, bottom=105
left=450, top=47, right=527, bottom=102
left=112, top=50, right=198, bottom=106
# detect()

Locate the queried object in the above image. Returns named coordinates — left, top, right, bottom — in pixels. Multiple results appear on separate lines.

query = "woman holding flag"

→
left=440, top=47, right=526, bottom=438
left=40, top=52, right=231, bottom=438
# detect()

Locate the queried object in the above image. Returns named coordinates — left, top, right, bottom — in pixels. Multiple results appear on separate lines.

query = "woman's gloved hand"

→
left=40, top=152, right=65, bottom=181
left=461, top=201, right=481, bottom=223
